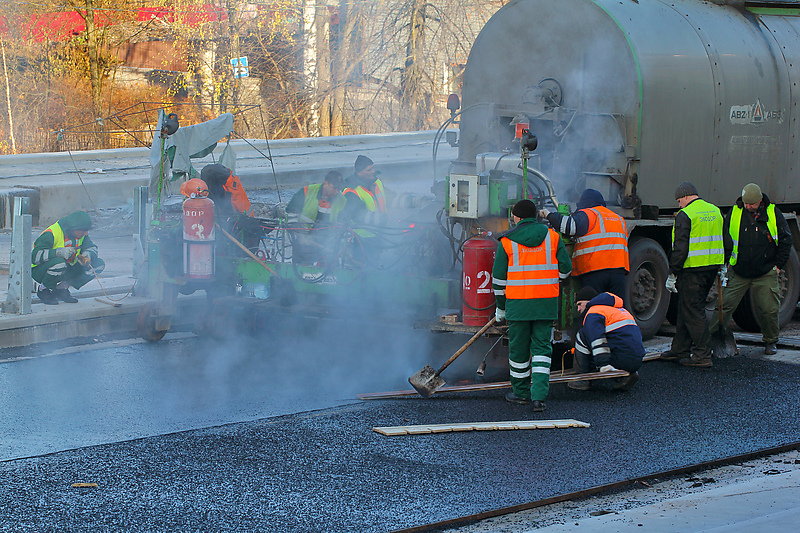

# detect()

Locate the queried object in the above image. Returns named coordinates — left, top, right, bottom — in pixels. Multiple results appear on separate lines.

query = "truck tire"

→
left=732, top=247, right=800, bottom=332
left=625, top=237, right=671, bottom=340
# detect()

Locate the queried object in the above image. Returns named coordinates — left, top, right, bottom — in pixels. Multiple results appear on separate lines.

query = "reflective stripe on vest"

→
left=501, top=228, right=561, bottom=299
left=728, top=204, right=777, bottom=266
left=583, top=293, right=637, bottom=332
left=672, top=198, right=724, bottom=268
left=32, top=222, right=85, bottom=267
left=586, top=305, right=638, bottom=332
left=342, top=179, right=386, bottom=215
left=298, top=183, right=345, bottom=226
left=571, top=206, right=629, bottom=276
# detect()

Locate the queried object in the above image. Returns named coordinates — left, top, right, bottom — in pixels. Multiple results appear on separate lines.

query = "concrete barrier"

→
left=0, top=131, right=457, bottom=226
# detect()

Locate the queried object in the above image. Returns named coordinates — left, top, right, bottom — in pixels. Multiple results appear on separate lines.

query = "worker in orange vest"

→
left=541, top=189, right=629, bottom=302
left=200, top=163, right=253, bottom=218
left=492, top=200, right=572, bottom=411
left=570, top=286, right=644, bottom=392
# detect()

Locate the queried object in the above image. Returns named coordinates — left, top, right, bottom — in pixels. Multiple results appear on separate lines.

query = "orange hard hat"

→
left=180, top=178, right=209, bottom=198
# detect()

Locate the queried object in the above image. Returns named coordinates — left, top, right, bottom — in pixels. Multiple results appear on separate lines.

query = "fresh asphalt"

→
left=1, top=327, right=799, bottom=532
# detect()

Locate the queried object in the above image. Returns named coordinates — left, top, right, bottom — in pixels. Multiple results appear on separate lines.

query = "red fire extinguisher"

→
left=462, top=234, right=496, bottom=326
left=181, top=178, right=215, bottom=279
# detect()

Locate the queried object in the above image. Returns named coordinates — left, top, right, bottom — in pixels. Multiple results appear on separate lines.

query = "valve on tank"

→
left=180, top=178, right=215, bottom=279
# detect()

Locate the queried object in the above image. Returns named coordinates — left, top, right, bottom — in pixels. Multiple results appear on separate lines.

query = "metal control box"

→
left=448, top=173, right=489, bottom=218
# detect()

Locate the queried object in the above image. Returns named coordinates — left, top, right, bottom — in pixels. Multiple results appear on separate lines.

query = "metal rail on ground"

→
left=388, top=440, right=800, bottom=533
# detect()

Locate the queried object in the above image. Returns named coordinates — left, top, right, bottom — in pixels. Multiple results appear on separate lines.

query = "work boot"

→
left=765, top=343, right=777, bottom=355
left=504, top=391, right=531, bottom=405
left=679, top=356, right=712, bottom=368
left=53, top=288, right=78, bottom=303
left=531, top=400, right=546, bottom=412
left=36, top=288, right=59, bottom=305
left=568, top=380, right=591, bottom=391
left=659, top=351, right=683, bottom=362
left=612, top=372, right=639, bottom=391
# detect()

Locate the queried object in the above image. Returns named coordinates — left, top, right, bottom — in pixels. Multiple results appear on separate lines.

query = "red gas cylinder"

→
left=462, top=234, right=496, bottom=326
left=183, top=196, right=215, bottom=279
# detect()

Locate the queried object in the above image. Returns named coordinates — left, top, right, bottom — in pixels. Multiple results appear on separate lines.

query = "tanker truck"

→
left=439, top=0, right=800, bottom=339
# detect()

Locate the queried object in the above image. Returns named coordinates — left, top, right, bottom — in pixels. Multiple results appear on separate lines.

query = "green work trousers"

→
left=709, top=268, right=781, bottom=343
left=32, top=257, right=105, bottom=290
left=508, top=319, right=553, bottom=401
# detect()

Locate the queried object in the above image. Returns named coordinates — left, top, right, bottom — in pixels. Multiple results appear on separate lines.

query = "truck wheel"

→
left=137, top=302, right=167, bottom=342
left=625, top=237, right=670, bottom=340
left=732, top=247, right=800, bottom=332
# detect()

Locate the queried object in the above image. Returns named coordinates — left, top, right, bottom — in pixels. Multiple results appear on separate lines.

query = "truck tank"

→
left=449, top=0, right=800, bottom=338
left=454, top=0, right=800, bottom=210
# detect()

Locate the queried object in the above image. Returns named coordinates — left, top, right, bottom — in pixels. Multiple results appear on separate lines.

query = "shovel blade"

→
left=711, top=329, right=738, bottom=358
left=408, top=365, right=446, bottom=399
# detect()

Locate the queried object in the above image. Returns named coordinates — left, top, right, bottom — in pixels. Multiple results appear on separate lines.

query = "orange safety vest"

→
left=583, top=293, right=638, bottom=331
left=223, top=172, right=253, bottom=216
left=501, top=228, right=561, bottom=299
left=571, top=206, right=629, bottom=276
left=343, top=179, right=386, bottom=214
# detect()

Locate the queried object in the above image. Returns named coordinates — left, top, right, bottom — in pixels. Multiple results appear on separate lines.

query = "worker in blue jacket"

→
left=569, top=286, right=645, bottom=391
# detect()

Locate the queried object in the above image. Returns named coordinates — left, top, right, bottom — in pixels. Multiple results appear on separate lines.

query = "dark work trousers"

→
left=579, top=269, right=628, bottom=308
left=672, top=268, right=717, bottom=360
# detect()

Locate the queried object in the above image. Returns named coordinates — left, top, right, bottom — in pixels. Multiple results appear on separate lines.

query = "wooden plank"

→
left=358, top=369, right=630, bottom=400
left=373, top=419, right=590, bottom=436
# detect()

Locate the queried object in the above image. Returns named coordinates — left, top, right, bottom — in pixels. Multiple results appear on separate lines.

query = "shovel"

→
left=409, top=317, right=497, bottom=398
left=710, top=275, right=738, bottom=358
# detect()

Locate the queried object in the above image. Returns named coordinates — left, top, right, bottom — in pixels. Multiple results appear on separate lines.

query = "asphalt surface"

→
left=2, top=329, right=800, bottom=532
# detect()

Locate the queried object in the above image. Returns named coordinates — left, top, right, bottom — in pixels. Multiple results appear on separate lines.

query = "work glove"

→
left=665, top=273, right=678, bottom=293
left=539, top=208, right=551, bottom=218
left=719, top=264, right=728, bottom=287
left=78, top=252, right=92, bottom=266
left=495, top=307, right=506, bottom=323
left=54, top=247, right=76, bottom=260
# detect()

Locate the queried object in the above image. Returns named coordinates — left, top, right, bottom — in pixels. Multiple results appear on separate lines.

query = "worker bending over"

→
left=286, top=171, right=348, bottom=265
left=32, top=211, right=105, bottom=305
left=569, top=286, right=644, bottom=392
left=661, top=181, right=724, bottom=368
left=708, top=183, right=791, bottom=355
left=493, top=200, right=572, bottom=412
left=286, top=171, right=347, bottom=228
left=541, top=188, right=629, bottom=301
left=201, top=163, right=253, bottom=218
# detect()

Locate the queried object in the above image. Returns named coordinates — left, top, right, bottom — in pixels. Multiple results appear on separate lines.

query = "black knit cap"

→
left=674, top=181, right=698, bottom=200
left=511, top=199, right=537, bottom=219
left=324, top=170, right=344, bottom=190
left=354, top=155, right=374, bottom=174
left=575, top=286, right=598, bottom=303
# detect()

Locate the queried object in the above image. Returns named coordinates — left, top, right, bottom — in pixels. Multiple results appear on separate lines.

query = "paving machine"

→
left=135, top=109, right=578, bottom=380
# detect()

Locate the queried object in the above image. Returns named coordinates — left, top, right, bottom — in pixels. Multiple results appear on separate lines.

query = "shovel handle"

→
left=216, top=222, right=281, bottom=278
left=717, top=275, right=725, bottom=323
left=437, top=317, right=497, bottom=374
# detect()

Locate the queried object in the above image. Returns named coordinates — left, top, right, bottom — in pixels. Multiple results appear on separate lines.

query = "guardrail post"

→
left=132, top=186, right=150, bottom=296
left=5, top=197, right=32, bottom=314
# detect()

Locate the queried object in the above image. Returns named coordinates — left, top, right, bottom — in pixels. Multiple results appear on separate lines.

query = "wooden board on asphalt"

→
left=373, top=419, right=591, bottom=436
left=358, top=369, right=630, bottom=400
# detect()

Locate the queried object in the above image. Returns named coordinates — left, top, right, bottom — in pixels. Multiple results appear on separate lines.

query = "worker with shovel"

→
left=569, top=286, right=644, bottom=392
left=708, top=183, right=791, bottom=356
left=492, top=200, right=572, bottom=411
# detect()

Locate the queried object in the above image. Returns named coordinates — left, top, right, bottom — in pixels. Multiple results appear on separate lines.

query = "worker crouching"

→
left=569, top=286, right=644, bottom=391
left=31, top=211, right=105, bottom=305
left=492, top=200, right=572, bottom=411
